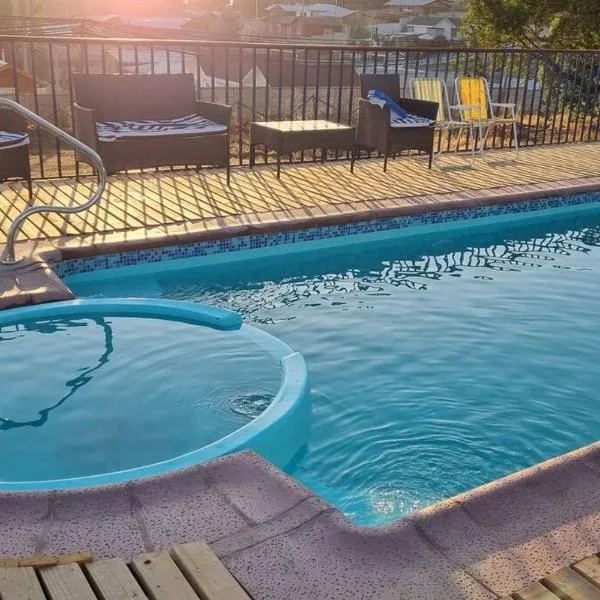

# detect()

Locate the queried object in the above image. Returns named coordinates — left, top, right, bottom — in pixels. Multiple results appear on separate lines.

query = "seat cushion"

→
left=96, top=114, right=227, bottom=143
left=0, top=131, right=29, bottom=149
left=366, top=95, right=433, bottom=128
left=390, top=113, right=434, bottom=128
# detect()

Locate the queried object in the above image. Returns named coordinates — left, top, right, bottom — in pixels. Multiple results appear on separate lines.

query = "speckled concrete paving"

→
left=3, top=445, right=600, bottom=600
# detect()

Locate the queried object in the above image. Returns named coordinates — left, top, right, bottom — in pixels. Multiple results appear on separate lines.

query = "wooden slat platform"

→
left=505, top=553, right=600, bottom=600
left=0, top=542, right=251, bottom=600
left=1, top=143, right=599, bottom=248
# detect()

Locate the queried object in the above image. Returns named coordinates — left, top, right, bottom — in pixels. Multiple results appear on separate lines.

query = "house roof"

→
left=406, top=15, right=457, bottom=25
left=384, top=0, right=438, bottom=6
left=265, top=3, right=357, bottom=18
left=117, top=16, right=192, bottom=29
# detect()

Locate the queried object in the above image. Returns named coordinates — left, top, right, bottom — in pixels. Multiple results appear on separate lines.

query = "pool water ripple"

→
left=70, top=212, right=600, bottom=525
left=0, top=317, right=280, bottom=482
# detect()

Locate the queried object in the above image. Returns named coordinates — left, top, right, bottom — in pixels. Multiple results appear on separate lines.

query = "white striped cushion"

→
left=0, top=131, right=29, bottom=149
left=96, top=114, right=227, bottom=142
left=390, top=113, right=434, bottom=129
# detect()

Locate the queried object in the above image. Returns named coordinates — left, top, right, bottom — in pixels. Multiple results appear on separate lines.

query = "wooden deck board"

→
left=38, top=564, right=97, bottom=600
left=85, top=559, right=148, bottom=600
left=0, top=566, right=46, bottom=600
left=513, top=581, right=561, bottom=600
left=0, top=543, right=250, bottom=600
left=574, top=555, right=600, bottom=588
left=171, top=541, right=251, bottom=600
left=131, top=551, right=199, bottom=600
left=1, top=144, right=598, bottom=247
left=543, top=566, right=600, bottom=600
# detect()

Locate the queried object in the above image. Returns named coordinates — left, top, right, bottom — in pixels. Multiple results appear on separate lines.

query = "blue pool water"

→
left=0, top=315, right=280, bottom=483
left=69, top=211, right=600, bottom=525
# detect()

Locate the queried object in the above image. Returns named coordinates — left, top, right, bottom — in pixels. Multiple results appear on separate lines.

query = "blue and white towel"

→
left=389, top=113, right=434, bottom=128
left=367, top=89, right=433, bottom=129
left=0, top=131, right=29, bottom=149
left=96, top=114, right=227, bottom=142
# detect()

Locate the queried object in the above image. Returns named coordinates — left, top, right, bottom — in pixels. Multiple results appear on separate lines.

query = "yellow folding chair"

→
left=455, top=76, right=519, bottom=160
left=410, top=77, right=476, bottom=166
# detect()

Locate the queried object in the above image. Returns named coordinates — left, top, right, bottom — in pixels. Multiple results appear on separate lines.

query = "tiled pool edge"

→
left=46, top=181, right=600, bottom=279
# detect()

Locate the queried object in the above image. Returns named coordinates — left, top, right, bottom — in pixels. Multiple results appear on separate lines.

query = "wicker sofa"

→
left=356, top=74, right=439, bottom=171
left=72, top=73, right=232, bottom=183
left=0, top=109, right=32, bottom=198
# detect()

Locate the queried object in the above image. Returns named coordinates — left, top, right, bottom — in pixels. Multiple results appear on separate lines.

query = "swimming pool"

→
left=67, top=207, right=600, bottom=526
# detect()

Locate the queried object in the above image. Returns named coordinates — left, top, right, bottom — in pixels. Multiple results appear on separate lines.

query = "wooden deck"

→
left=0, top=542, right=250, bottom=600
left=1, top=142, right=599, bottom=253
left=505, top=554, right=600, bottom=600
left=4, top=545, right=600, bottom=600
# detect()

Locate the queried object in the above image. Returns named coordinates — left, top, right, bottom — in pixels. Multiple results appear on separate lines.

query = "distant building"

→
left=374, top=14, right=461, bottom=41
left=1, top=0, right=35, bottom=17
left=404, top=15, right=461, bottom=39
left=368, top=0, right=464, bottom=23
left=261, top=3, right=361, bottom=41
left=83, top=12, right=239, bottom=39
left=264, top=3, right=358, bottom=18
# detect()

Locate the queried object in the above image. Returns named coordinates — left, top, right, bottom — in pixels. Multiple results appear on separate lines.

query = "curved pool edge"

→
left=0, top=298, right=310, bottom=492
left=0, top=297, right=243, bottom=331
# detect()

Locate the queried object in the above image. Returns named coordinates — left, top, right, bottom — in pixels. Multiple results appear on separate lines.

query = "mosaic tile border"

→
left=53, top=190, right=600, bottom=279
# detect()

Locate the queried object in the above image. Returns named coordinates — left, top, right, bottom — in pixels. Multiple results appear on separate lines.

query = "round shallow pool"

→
left=0, top=299, right=310, bottom=490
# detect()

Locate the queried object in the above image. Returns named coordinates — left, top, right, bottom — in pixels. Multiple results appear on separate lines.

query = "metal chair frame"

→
left=454, top=75, right=519, bottom=161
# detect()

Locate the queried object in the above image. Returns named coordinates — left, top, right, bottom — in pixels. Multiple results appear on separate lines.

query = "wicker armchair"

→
left=356, top=74, right=438, bottom=171
left=0, top=109, right=32, bottom=198
left=72, top=74, right=232, bottom=183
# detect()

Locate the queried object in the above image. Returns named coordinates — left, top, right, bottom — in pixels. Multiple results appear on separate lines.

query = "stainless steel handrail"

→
left=0, top=97, right=106, bottom=264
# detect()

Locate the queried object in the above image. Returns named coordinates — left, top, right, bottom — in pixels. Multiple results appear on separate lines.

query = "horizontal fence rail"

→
left=0, top=34, right=599, bottom=179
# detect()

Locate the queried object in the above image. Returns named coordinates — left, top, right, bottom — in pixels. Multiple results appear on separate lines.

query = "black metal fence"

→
left=1, top=34, right=599, bottom=179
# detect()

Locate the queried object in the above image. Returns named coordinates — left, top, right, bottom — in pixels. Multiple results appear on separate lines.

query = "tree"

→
left=462, top=0, right=600, bottom=50
left=462, top=0, right=600, bottom=126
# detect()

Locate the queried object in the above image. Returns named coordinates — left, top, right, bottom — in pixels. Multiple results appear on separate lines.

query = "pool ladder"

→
left=0, top=97, right=107, bottom=265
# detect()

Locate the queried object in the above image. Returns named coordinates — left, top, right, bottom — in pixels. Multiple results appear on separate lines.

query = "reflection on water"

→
left=0, top=318, right=113, bottom=430
left=0, top=316, right=281, bottom=482
left=160, top=219, right=600, bottom=325
left=70, top=212, right=600, bottom=525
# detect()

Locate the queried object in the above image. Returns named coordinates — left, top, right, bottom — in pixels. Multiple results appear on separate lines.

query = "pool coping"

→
left=2, top=169, right=600, bottom=598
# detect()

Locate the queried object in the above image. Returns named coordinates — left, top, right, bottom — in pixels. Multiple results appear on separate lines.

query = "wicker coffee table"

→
left=249, top=119, right=356, bottom=179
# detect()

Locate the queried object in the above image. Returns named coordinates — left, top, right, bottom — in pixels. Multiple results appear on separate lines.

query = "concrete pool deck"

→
left=3, top=445, right=600, bottom=599
left=2, top=143, right=600, bottom=598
